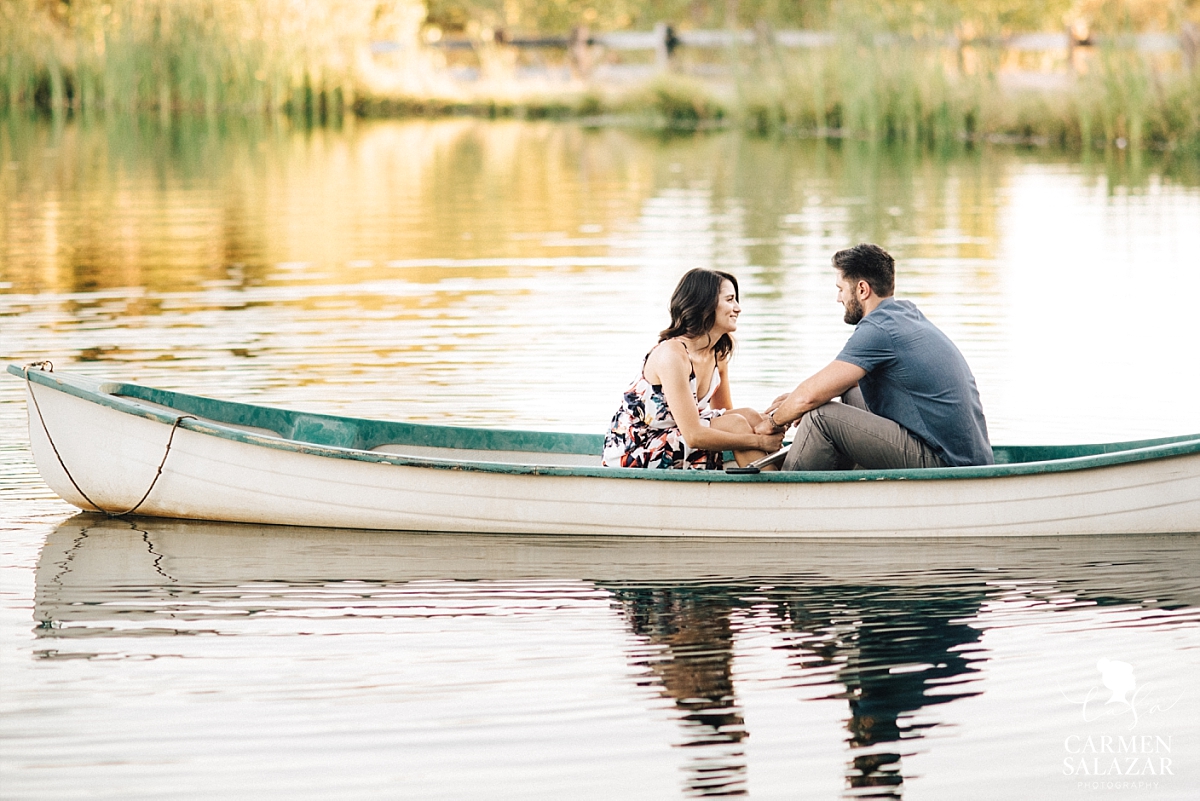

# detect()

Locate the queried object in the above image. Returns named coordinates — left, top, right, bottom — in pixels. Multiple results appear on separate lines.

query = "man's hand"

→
left=769, top=361, right=867, bottom=427
left=765, top=392, right=790, bottom=414
left=753, top=417, right=781, bottom=436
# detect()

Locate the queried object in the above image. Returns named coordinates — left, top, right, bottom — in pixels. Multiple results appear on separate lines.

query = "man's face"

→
left=836, top=274, right=864, bottom=325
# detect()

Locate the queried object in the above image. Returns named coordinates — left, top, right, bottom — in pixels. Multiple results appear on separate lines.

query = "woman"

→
left=602, top=269, right=783, bottom=470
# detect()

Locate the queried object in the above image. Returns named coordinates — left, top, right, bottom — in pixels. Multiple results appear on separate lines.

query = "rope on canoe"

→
left=22, top=362, right=195, bottom=518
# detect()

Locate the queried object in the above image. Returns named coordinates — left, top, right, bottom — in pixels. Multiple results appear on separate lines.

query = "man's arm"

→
left=756, top=360, right=867, bottom=433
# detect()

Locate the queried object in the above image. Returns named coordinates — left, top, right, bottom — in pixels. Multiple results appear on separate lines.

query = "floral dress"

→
left=602, top=344, right=726, bottom=470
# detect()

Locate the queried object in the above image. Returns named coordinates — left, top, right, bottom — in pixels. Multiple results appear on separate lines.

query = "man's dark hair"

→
left=832, top=244, right=895, bottom=297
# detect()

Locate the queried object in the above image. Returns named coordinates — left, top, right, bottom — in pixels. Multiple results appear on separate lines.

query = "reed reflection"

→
left=9, top=114, right=1194, bottom=298
left=16, top=115, right=1194, bottom=297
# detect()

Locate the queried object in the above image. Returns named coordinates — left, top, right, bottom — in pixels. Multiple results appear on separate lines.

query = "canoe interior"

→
left=109, top=381, right=605, bottom=465
left=104, top=378, right=1199, bottom=467
left=9, top=365, right=1200, bottom=471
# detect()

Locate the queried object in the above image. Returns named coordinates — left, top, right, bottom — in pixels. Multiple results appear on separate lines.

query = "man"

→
left=757, top=243, right=992, bottom=470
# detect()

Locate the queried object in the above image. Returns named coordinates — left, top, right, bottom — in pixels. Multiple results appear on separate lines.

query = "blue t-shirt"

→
left=836, top=298, right=993, bottom=467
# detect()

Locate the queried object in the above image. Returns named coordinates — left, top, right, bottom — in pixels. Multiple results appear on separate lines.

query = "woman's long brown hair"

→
left=658, top=268, right=739, bottom=361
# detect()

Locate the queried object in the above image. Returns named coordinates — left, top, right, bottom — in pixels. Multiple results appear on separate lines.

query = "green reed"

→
left=0, top=0, right=366, bottom=120
left=741, top=41, right=987, bottom=147
left=698, top=42, right=1198, bottom=152
left=4, top=1, right=1197, bottom=152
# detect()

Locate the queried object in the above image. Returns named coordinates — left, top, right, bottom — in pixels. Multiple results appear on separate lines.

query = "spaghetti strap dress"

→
left=602, top=342, right=726, bottom=470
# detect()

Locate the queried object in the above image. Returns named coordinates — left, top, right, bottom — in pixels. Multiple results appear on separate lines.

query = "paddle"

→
left=724, top=446, right=789, bottom=475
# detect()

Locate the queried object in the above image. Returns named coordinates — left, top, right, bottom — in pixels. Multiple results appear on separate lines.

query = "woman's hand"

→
left=758, top=430, right=785, bottom=452
left=754, top=405, right=790, bottom=436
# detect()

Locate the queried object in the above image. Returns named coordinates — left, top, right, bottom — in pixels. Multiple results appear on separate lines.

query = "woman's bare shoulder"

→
left=644, top=339, right=690, bottom=379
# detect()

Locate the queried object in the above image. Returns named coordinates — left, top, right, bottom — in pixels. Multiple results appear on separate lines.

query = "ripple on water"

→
left=3, top=119, right=1199, bottom=799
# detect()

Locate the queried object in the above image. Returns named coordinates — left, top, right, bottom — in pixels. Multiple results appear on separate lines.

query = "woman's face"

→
left=712, top=279, right=740, bottom=335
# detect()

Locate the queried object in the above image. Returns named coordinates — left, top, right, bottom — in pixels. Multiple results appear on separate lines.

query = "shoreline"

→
left=12, top=66, right=1198, bottom=154
left=5, top=100, right=1195, bottom=156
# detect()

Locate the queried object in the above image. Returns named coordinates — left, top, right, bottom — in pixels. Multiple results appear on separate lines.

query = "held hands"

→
left=754, top=392, right=793, bottom=436
left=759, top=429, right=785, bottom=452
left=754, top=418, right=781, bottom=436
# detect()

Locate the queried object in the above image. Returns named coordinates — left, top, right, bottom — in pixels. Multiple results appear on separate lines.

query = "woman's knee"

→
left=728, top=406, right=765, bottom=427
left=711, top=412, right=751, bottom=434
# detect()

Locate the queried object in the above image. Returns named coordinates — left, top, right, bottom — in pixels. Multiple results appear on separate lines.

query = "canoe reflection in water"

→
left=34, top=516, right=1200, bottom=799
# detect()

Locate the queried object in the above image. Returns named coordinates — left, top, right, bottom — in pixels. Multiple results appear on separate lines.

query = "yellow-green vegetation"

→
left=626, top=43, right=1200, bottom=152
left=3, top=0, right=1199, bottom=152
left=0, top=0, right=420, bottom=119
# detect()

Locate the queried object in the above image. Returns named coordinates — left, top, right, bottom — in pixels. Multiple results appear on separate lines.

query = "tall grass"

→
left=0, top=0, right=383, bottom=119
left=739, top=41, right=988, bottom=146
left=625, top=42, right=1200, bottom=152
left=3, top=1, right=1197, bottom=151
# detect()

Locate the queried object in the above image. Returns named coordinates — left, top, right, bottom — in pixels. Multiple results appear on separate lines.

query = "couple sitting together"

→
left=602, top=244, right=993, bottom=472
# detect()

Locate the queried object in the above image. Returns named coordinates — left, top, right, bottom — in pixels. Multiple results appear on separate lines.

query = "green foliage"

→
left=0, top=0, right=390, bottom=117
left=730, top=42, right=989, bottom=146
left=627, top=74, right=726, bottom=126
left=4, top=1, right=1198, bottom=153
left=612, top=41, right=1200, bottom=152
left=576, top=89, right=605, bottom=117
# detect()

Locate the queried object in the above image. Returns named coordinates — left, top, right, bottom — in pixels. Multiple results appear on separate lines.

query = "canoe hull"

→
left=22, top=377, right=1200, bottom=537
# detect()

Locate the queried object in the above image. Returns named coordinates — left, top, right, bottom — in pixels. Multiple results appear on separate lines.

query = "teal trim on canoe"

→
left=8, top=364, right=600, bottom=455
left=117, top=380, right=603, bottom=455
left=11, top=364, right=1200, bottom=484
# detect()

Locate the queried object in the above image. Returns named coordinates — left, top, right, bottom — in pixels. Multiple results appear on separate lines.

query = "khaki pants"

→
left=781, top=387, right=947, bottom=471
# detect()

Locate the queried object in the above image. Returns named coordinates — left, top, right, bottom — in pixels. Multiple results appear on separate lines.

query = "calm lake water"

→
left=1, top=116, right=1199, bottom=799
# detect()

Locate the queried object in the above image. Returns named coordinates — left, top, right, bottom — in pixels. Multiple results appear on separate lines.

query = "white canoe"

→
left=10, top=364, right=1200, bottom=537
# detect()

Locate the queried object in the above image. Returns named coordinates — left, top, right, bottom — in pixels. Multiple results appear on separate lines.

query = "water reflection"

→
left=2, top=119, right=724, bottom=429
left=6, top=115, right=1200, bottom=798
left=778, top=584, right=984, bottom=798
left=609, top=581, right=986, bottom=798
left=6, top=114, right=1197, bottom=297
left=614, top=587, right=750, bottom=796
left=5, top=115, right=1200, bottom=443
left=34, top=516, right=1200, bottom=798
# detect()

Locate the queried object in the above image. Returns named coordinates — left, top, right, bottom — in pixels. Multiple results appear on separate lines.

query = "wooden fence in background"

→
left=373, top=23, right=1199, bottom=77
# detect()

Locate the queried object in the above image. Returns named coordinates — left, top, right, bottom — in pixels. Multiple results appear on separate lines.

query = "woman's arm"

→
left=709, top=355, right=734, bottom=411
left=647, top=344, right=777, bottom=453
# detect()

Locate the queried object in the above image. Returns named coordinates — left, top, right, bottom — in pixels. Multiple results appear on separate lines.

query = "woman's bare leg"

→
left=710, top=411, right=773, bottom=468
left=729, top=407, right=767, bottom=428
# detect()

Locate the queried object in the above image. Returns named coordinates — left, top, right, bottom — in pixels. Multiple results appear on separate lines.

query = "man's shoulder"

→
left=851, top=298, right=913, bottom=338
left=871, top=299, right=946, bottom=339
left=871, top=298, right=924, bottom=323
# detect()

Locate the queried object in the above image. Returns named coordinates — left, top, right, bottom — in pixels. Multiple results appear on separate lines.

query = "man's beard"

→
left=843, top=295, right=864, bottom=325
